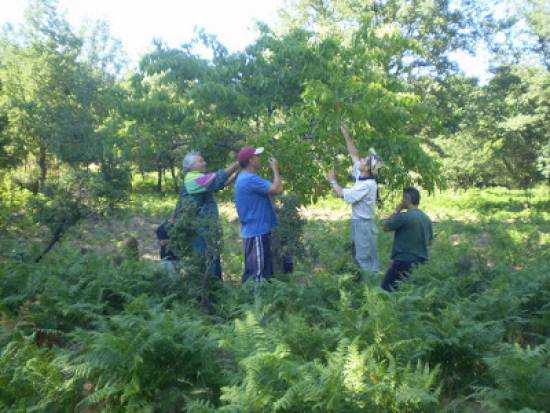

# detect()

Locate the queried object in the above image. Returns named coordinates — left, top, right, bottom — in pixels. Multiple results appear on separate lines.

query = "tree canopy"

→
left=0, top=0, right=548, bottom=203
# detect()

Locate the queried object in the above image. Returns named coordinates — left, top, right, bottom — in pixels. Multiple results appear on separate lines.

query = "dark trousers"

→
left=381, top=259, right=425, bottom=291
left=242, top=233, right=273, bottom=283
left=192, top=235, right=222, bottom=279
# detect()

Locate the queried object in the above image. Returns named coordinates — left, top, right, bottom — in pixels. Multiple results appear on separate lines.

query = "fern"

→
left=475, top=342, right=550, bottom=412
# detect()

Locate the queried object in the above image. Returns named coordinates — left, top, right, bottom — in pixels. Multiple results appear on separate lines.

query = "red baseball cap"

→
left=238, top=146, right=264, bottom=164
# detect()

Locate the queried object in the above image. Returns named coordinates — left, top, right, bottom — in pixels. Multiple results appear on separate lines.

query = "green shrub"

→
left=475, top=342, right=550, bottom=412
left=1, top=187, right=549, bottom=412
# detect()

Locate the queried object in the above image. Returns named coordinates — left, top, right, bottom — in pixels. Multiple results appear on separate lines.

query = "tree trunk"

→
left=170, top=164, right=179, bottom=193
left=35, top=228, right=62, bottom=263
left=157, top=167, right=163, bottom=193
left=38, top=143, right=47, bottom=191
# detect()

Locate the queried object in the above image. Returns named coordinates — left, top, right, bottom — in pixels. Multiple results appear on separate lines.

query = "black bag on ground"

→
left=156, top=220, right=177, bottom=260
left=156, top=220, right=170, bottom=241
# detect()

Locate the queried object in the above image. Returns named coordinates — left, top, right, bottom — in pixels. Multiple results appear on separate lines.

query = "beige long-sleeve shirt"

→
left=342, top=161, right=377, bottom=220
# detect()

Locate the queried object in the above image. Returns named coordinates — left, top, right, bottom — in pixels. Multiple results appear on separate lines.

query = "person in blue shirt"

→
left=235, top=146, right=283, bottom=283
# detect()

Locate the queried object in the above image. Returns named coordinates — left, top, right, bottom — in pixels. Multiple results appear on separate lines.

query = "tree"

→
left=134, top=18, right=446, bottom=203
left=280, top=0, right=494, bottom=78
left=439, top=65, right=549, bottom=189
left=0, top=0, right=132, bottom=204
left=0, top=86, right=25, bottom=171
left=482, top=0, right=550, bottom=71
left=134, top=38, right=252, bottom=190
left=0, top=0, right=87, bottom=188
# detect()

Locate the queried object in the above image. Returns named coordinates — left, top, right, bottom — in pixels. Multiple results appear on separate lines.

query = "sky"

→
left=1, top=0, right=491, bottom=81
left=2, top=0, right=287, bottom=61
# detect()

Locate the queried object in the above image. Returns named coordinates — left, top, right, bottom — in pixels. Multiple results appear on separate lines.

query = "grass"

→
left=2, top=184, right=547, bottom=281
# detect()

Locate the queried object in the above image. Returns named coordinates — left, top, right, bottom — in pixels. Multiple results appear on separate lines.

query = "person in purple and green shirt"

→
left=173, top=151, right=240, bottom=279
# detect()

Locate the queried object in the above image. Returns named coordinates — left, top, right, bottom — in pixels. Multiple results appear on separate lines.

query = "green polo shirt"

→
left=385, top=208, right=433, bottom=262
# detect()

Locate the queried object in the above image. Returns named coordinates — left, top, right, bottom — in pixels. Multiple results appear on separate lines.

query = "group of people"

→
left=160, top=124, right=433, bottom=292
left=327, top=125, right=433, bottom=291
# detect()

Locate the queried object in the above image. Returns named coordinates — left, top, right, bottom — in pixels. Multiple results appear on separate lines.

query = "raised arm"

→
left=221, top=161, right=240, bottom=187
left=224, top=161, right=240, bottom=177
left=267, top=158, right=283, bottom=195
left=341, top=124, right=360, bottom=163
left=224, top=171, right=238, bottom=187
left=383, top=202, right=404, bottom=232
left=327, top=170, right=343, bottom=198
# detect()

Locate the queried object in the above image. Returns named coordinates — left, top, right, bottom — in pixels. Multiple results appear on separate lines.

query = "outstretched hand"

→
left=268, top=157, right=279, bottom=170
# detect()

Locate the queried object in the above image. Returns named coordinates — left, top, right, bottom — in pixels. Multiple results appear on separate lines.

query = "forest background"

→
left=0, top=0, right=549, bottom=412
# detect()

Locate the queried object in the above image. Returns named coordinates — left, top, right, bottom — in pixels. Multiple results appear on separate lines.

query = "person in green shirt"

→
left=382, top=187, right=433, bottom=291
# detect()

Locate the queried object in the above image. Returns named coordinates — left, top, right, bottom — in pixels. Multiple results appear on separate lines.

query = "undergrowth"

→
left=1, top=186, right=549, bottom=412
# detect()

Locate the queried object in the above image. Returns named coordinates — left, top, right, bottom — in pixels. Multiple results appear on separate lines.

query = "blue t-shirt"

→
left=235, top=171, right=277, bottom=238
